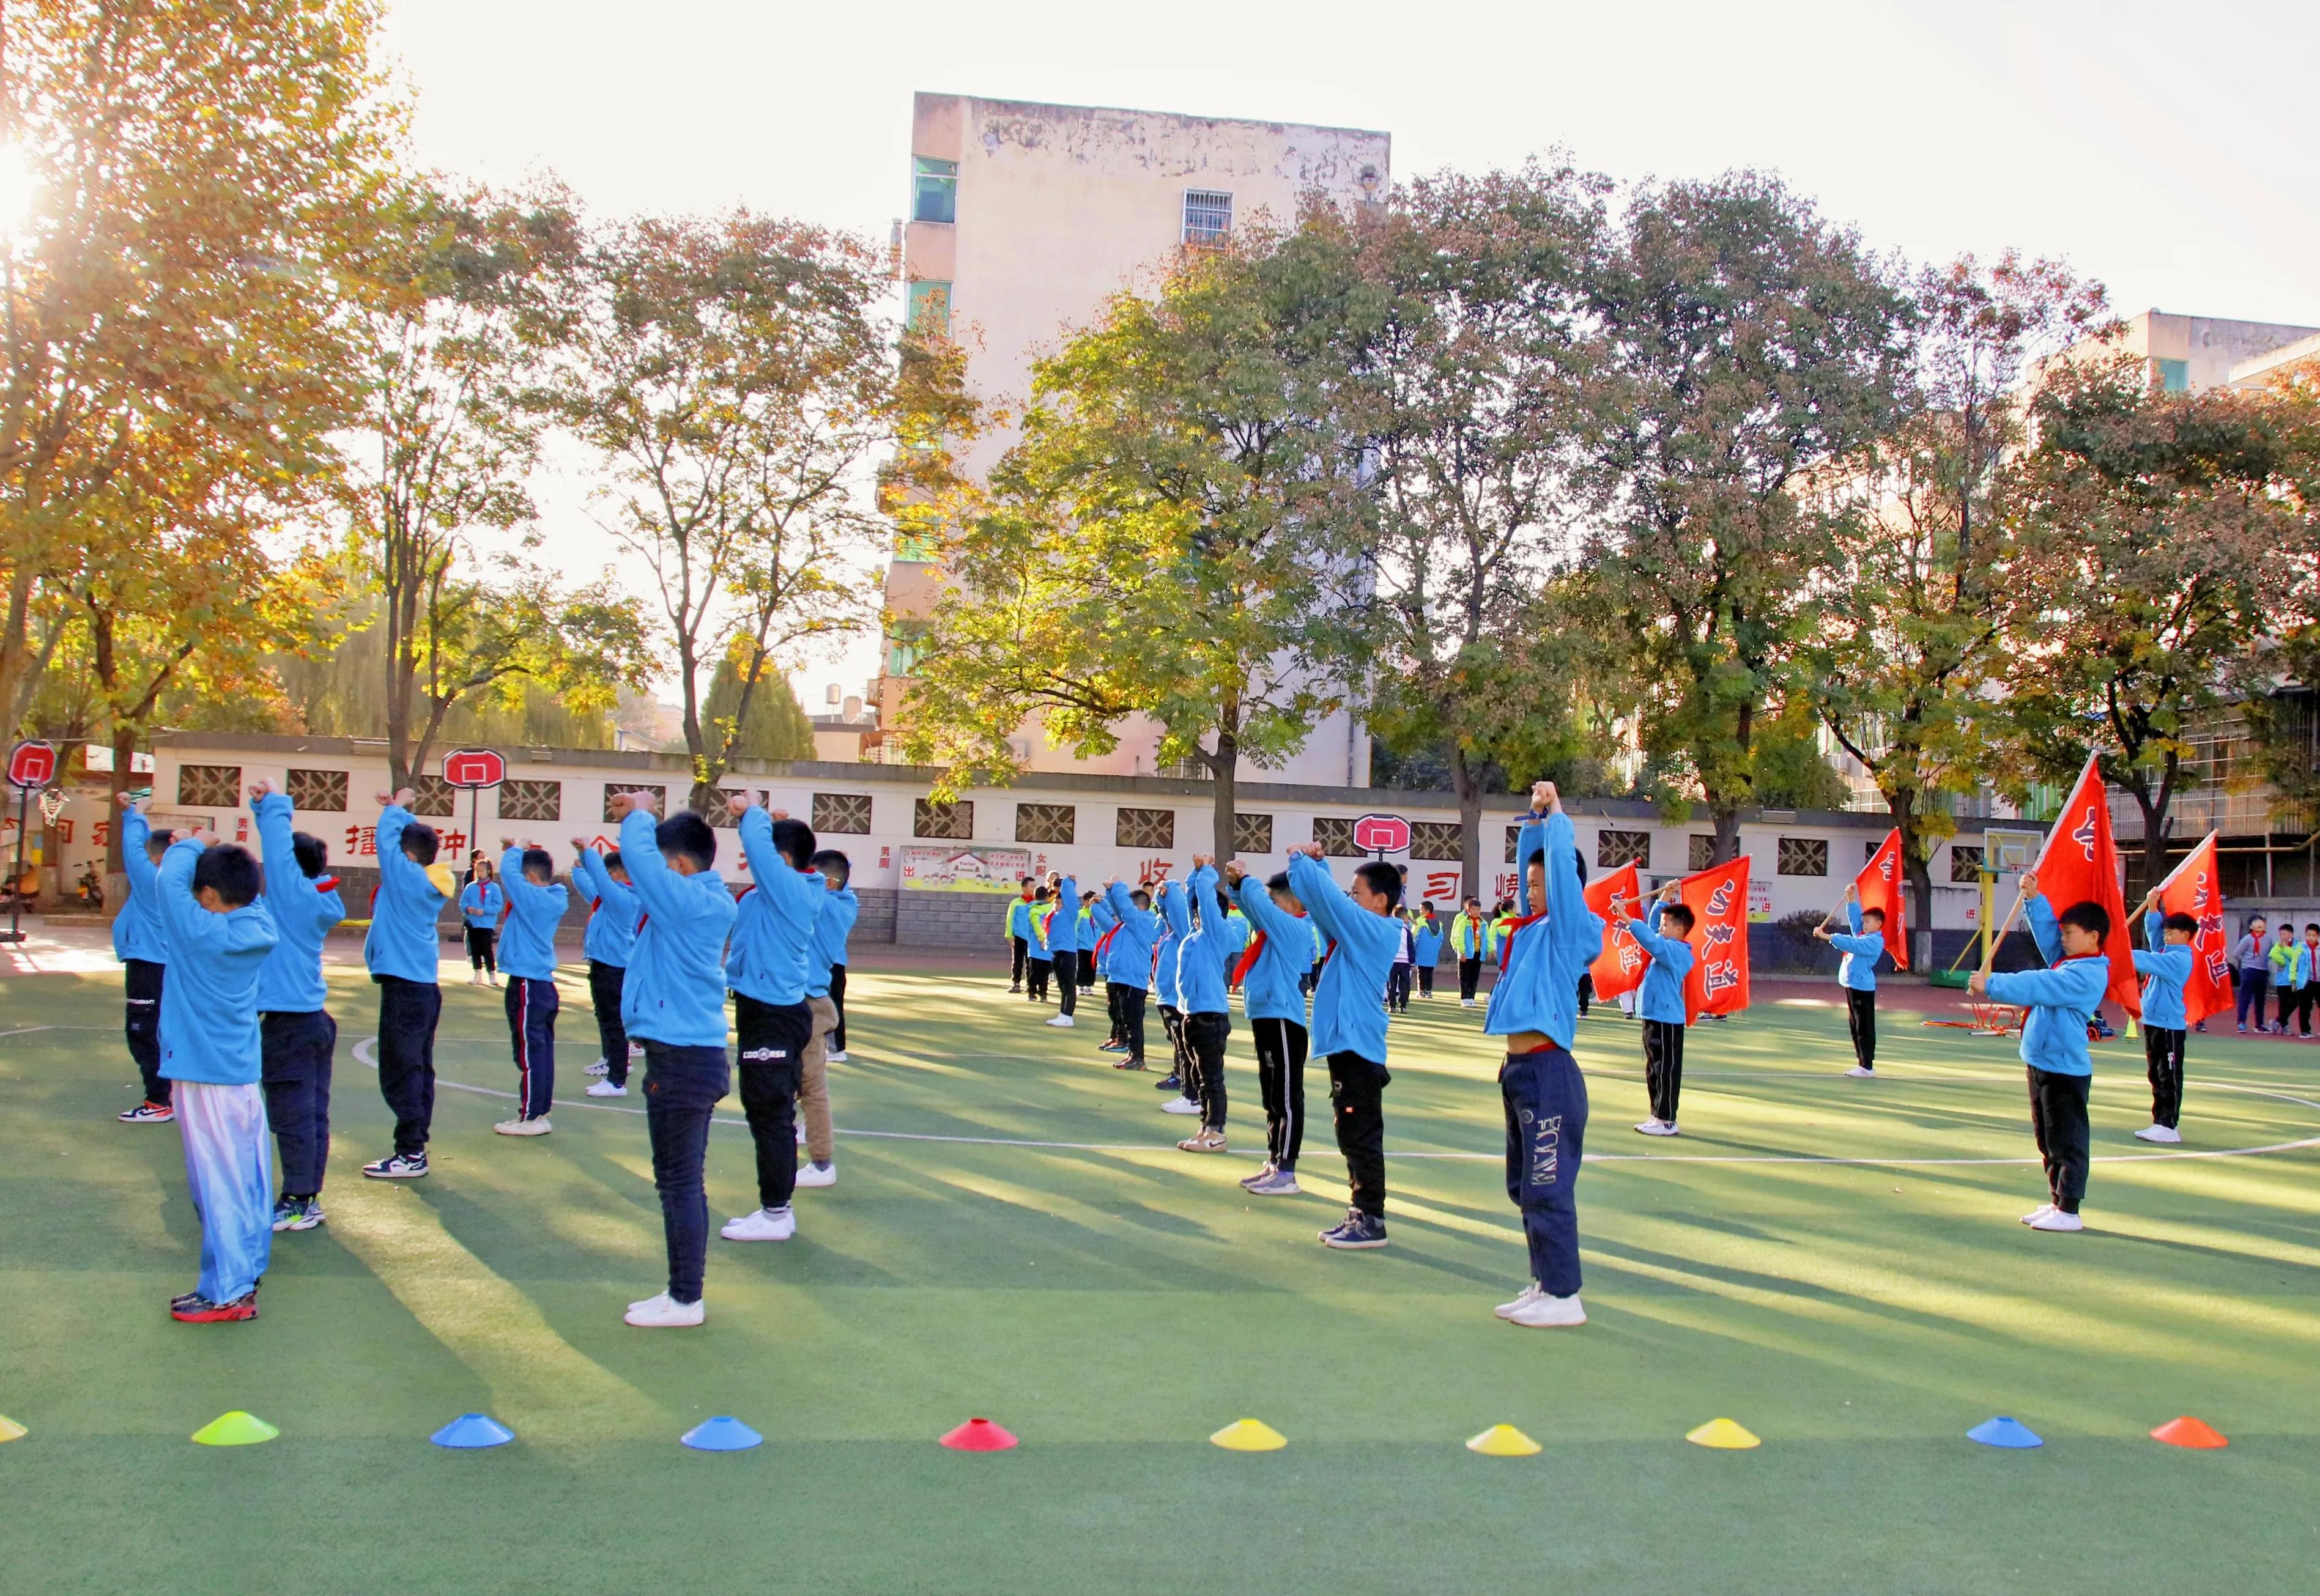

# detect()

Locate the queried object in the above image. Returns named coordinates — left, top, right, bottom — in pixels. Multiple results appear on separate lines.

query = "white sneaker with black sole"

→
left=585, top=1080, right=627, bottom=1097
left=721, top=1205, right=796, bottom=1242
left=624, top=1292, right=705, bottom=1328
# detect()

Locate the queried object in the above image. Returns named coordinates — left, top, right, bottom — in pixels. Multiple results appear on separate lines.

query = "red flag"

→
left=2155, top=830, right=2231, bottom=1027
left=2029, top=754, right=2140, bottom=1018
left=1678, top=855, right=1752, bottom=1021
left=1584, top=862, right=1646, bottom=999
left=1853, top=828, right=1909, bottom=970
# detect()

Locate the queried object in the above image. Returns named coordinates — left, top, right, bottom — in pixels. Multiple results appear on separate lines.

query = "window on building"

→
left=886, top=633, right=925, bottom=678
left=914, top=798, right=973, bottom=840
left=1015, top=803, right=1074, bottom=845
left=602, top=785, right=665, bottom=823
left=905, top=279, right=951, bottom=338
left=1183, top=189, right=1232, bottom=247
left=2157, top=357, right=2190, bottom=393
left=1313, top=816, right=1362, bottom=858
left=1410, top=821, right=1464, bottom=861
left=813, top=792, right=872, bottom=835
left=499, top=779, right=561, bottom=823
left=177, top=764, right=241, bottom=808
left=1115, top=807, right=1174, bottom=849
left=708, top=789, right=771, bottom=829
left=1690, top=834, right=1717, bottom=871
left=893, top=532, right=938, bottom=563
left=1777, top=836, right=1829, bottom=876
left=911, top=156, right=957, bottom=224
left=1597, top=830, right=1650, bottom=870
left=1949, top=843, right=1985, bottom=884
left=410, top=774, right=457, bottom=817
left=1505, top=824, right=1524, bottom=863
left=1234, top=813, right=1273, bottom=855
left=284, top=767, right=347, bottom=813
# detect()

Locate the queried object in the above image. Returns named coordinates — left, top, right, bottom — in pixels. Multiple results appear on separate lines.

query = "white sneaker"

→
left=2027, top=1208, right=2085, bottom=1232
left=467, top=972, right=483, bottom=986
left=624, top=1291, right=705, bottom=1328
left=1844, top=1065, right=1875, bottom=1079
left=1494, top=1283, right=1543, bottom=1320
left=1506, top=1291, right=1587, bottom=1328
left=1461, top=998, right=1477, bottom=1009
left=2135, top=1124, right=2182, bottom=1143
left=1045, top=1014, right=1075, bottom=1028
left=1161, top=1095, right=1201, bottom=1115
left=721, top=1205, right=796, bottom=1242
left=2020, top=1203, right=2054, bottom=1225
left=585, top=1080, right=628, bottom=1098
left=585, top=1057, right=610, bottom=1076
left=795, top=1161, right=836, bottom=1188
left=1634, top=1118, right=1678, bottom=1137
left=825, top=1050, right=848, bottom=1063
left=494, top=1116, right=551, bottom=1136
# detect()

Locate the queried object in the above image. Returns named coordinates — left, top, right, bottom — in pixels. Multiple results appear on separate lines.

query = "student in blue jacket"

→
left=1155, top=877, right=1201, bottom=1114
left=1006, top=879, right=1034, bottom=993
left=491, top=841, right=569, bottom=1137
left=1969, top=873, right=2112, bottom=1233
left=1486, top=782, right=1606, bottom=1328
left=1025, top=887, right=1054, bottom=1003
left=457, top=860, right=505, bottom=986
left=1171, top=859, right=1237, bottom=1153
left=2130, top=886, right=2198, bottom=1145
left=248, top=780, right=345, bottom=1235
left=1226, top=861, right=1314, bottom=1197
left=1411, top=906, right=1444, bottom=999
left=1814, top=882, right=1889, bottom=1079
left=722, top=797, right=824, bottom=1247
left=610, top=789, right=738, bottom=1328
left=573, top=840, right=639, bottom=1096
left=1100, top=879, right=1158, bottom=1071
left=796, top=847, right=859, bottom=1188
left=1044, top=870, right=1084, bottom=1027
left=360, top=789, right=456, bottom=1181
left=149, top=821, right=280, bottom=1321
left=1088, top=889, right=1129, bottom=1052
left=1286, top=842, right=1406, bottom=1249
left=1625, top=884, right=1698, bottom=1136
left=113, top=796, right=177, bottom=1122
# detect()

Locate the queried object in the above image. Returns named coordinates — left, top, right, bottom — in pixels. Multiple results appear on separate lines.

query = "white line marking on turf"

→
left=344, top=1037, right=2320, bottom=1168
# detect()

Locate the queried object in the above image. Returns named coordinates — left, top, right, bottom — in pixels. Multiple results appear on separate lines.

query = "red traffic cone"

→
left=938, top=1417, right=1018, bottom=1452
left=2150, top=1416, right=2228, bottom=1450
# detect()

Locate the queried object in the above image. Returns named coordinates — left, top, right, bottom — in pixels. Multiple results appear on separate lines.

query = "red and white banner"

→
left=1678, top=854, right=1752, bottom=1021
left=2155, top=830, right=2231, bottom=1028
left=2030, top=753, right=2140, bottom=1018
left=1584, top=862, right=1645, bottom=999
left=1853, top=827, right=1909, bottom=970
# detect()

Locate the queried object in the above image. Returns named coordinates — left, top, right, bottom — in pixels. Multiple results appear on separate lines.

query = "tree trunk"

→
left=1711, top=803, right=1743, bottom=866
left=678, top=640, right=719, bottom=815
left=1449, top=741, right=1484, bottom=903
left=103, top=720, right=135, bottom=912
left=1207, top=705, right=1240, bottom=862
left=1889, top=791, right=1936, bottom=972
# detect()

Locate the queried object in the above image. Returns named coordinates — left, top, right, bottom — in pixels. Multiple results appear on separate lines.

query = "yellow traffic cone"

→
left=1466, top=1424, right=1541, bottom=1457
left=0, top=1414, right=25, bottom=1443
left=1685, top=1417, right=1760, bottom=1450
left=1209, top=1418, right=1288, bottom=1452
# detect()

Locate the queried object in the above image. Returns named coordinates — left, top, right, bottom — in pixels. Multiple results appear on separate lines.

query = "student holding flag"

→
left=1226, top=861, right=1313, bottom=1196
left=2131, top=884, right=2197, bottom=1143
left=1624, top=884, right=1698, bottom=1136
left=1815, top=882, right=1890, bottom=1078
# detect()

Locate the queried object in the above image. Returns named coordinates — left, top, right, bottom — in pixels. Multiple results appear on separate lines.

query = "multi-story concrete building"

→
left=870, top=92, right=1390, bottom=784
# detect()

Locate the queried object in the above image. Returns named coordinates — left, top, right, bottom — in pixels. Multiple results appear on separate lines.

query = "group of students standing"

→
left=2229, top=915, right=2320, bottom=1036
left=111, top=781, right=859, bottom=1330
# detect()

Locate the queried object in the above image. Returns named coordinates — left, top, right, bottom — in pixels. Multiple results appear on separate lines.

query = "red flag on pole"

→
left=2030, top=754, right=2140, bottom=1018
left=1678, top=855, right=1752, bottom=1021
left=1853, top=828, right=1908, bottom=970
left=1584, top=862, right=1645, bottom=999
left=2155, top=830, right=2230, bottom=1027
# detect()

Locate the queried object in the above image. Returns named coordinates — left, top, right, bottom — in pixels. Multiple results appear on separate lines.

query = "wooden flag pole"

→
left=1982, top=884, right=2032, bottom=973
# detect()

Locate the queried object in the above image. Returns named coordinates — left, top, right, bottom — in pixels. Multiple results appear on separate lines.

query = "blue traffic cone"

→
left=680, top=1416, right=763, bottom=1452
left=431, top=1412, right=515, bottom=1449
left=1967, top=1416, right=2042, bottom=1449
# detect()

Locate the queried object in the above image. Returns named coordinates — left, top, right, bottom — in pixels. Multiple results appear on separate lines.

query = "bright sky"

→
left=381, top=0, right=2320, bottom=711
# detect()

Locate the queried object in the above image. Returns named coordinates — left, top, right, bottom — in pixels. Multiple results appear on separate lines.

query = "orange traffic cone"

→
left=2150, top=1416, right=2228, bottom=1449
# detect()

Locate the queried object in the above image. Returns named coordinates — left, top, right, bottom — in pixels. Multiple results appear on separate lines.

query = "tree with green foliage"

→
left=1999, top=359, right=2316, bottom=893
left=541, top=212, right=913, bottom=812
left=1356, top=161, right=1611, bottom=899
left=899, top=213, right=1384, bottom=855
left=1584, top=173, right=1913, bottom=863
left=703, top=652, right=815, bottom=762
left=1809, top=256, right=2111, bottom=962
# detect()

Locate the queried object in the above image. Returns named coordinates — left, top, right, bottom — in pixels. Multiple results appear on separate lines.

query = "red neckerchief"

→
left=1497, top=911, right=1544, bottom=970
left=316, top=876, right=339, bottom=892
left=1095, top=924, right=1122, bottom=958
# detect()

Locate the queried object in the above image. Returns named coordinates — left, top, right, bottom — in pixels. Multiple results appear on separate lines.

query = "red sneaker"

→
left=170, top=1291, right=259, bottom=1323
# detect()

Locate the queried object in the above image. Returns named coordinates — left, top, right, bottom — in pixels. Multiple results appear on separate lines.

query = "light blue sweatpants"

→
left=175, top=1080, right=273, bottom=1301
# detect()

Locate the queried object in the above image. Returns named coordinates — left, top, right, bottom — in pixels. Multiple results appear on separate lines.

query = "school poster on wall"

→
left=899, top=844, right=1032, bottom=892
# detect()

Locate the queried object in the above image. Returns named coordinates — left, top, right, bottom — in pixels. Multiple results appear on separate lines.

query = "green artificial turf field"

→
left=5, top=964, right=2320, bottom=1594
